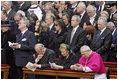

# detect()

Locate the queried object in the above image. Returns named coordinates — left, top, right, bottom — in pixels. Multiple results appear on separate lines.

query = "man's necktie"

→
left=19, top=33, right=23, bottom=39
left=70, top=29, right=75, bottom=44
left=99, top=6, right=102, bottom=12
left=96, top=31, right=101, bottom=41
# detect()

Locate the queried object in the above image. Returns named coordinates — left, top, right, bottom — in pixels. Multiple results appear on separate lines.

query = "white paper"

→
left=26, top=62, right=36, bottom=72
left=49, top=62, right=56, bottom=66
left=8, top=41, right=18, bottom=47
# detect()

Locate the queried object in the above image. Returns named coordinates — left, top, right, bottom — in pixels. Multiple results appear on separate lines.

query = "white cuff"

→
left=35, top=58, right=39, bottom=63
left=38, top=64, right=41, bottom=68
left=19, top=44, right=21, bottom=48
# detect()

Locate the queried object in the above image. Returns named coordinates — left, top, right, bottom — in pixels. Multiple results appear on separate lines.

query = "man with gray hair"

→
left=107, top=22, right=117, bottom=62
left=11, top=18, right=36, bottom=78
left=86, top=5, right=100, bottom=29
left=90, top=17, right=112, bottom=61
left=32, top=43, right=55, bottom=69
left=70, top=45, right=107, bottom=79
left=65, top=15, right=86, bottom=61
left=3, top=1, right=16, bottom=21
left=77, top=1, right=89, bottom=27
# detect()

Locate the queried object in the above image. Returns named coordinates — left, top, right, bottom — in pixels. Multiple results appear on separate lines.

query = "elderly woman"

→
left=51, top=43, right=77, bottom=69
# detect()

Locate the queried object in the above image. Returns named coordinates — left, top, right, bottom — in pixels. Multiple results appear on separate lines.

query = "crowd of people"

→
left=1, top=1, right=117, bottom=79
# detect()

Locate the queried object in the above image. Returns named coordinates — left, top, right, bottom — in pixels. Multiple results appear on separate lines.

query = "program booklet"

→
left=8, top=41, right=18, bottom=47
left=26, top=62, right=36, bottom=72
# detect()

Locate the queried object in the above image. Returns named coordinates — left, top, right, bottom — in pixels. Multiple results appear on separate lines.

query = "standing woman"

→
left=53, top=19, right=67, bottom=58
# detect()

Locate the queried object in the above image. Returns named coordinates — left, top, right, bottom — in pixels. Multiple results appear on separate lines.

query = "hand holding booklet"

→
left=8, top=41, right=19, bottom=47
left=25, top=62, right=36, bottom=72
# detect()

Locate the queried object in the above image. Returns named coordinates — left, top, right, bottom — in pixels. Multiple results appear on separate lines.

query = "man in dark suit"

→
left=3, top=1, right=16, bottom=22
left=90, top=17, right=112, bottom=61
left=65, top=15, right=86, bottom=61
left=11, top=18, right=36, bottom=78
left=76, top=2, right=89, bottom=28
left=45, top=14, right=56, bottom=49
left=105, top=1, right=117, bottom=22
left=96, top=1, right=105, bottom=12
left=17, top=1, right=31, bottom=17
left=70, top=1, right=79, bottom=15
left=32, top=43, right=55, bottom=69
left=86, top=5, right=100, bottom=30
left=107, top=22, right=117, bottom=62
left=1, top=20, right=16, bottom=78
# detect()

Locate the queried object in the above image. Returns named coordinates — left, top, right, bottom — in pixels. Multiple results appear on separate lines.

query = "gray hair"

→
left=79, top=2, right=86, bottom=10
left=5, top=1, right=12, bottom=6
left=16, top=10, right=26, bottom=17
left=107, top=22, right=115, bottom=28
left=80, top=45, right=91, bottom=51
left=35, top=43, right=45, bottom=51
left=87, top=5, right=96, bottom=11
left=21, top=18, right=30, bottom=27
left=72, top=15, right=81, bottom=23
left=98, top=16, right=107, bottom=25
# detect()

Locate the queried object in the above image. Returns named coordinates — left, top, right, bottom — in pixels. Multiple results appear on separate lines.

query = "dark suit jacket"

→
left=18, top=2, right=31, bottom=17
left=7, top=9, right=16, bottom=21
left=14, top=30, right=36, bottom=66
left=90, top=28, right=112, bottom=61
left=108, top=11, right=117, bottom=22
left=65, top=26, right=86, bottom=60
left=112, top=28, right=117, bottom=48
left=56, top=52, right=77, bottom=69
left=36, top=31, right=48, bottom=47
left=79, top=11, right=89, bottom=28
left=37, top=48, right=55, bottom=69
left=47, top=24, right=56, bottom=49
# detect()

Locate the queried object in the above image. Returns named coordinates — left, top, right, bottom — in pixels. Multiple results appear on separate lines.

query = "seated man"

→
left=32, top=43, right=55, bottom=69
left=70, top=45, right=107, bottom=79
left=51, top=43, right=77, bottom=69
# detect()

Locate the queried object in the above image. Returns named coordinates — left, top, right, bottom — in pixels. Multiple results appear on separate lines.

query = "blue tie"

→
left=99, top=6, right=102, bottom=12
left=96, top=31, right=101, bottom=41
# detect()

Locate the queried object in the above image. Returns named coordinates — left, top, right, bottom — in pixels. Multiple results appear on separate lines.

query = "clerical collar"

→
left=49, top=23, right=54, bottom=30
left=100, top=27, right=106, bottom=35
left=21, top=29, right=28, bottom=35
